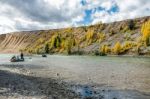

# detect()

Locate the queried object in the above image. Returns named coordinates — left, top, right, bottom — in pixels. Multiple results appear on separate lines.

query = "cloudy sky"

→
left=0, top=0, right=150, bottom=34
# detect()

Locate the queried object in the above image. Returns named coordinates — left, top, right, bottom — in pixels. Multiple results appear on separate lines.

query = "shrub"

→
left=122, top=41, right=137, bottom=53
left=34, top=45, right=43, bottom=54
left=65, top=27, right=72, bottom=33
left=146, top=37, right=150, bottom=46
left=56, top=37, right=61, bottom=47
left=34, top=47, right=40, bottom=54
left=97, top=33, right=105, bottom=43
left=100, top=45, right=105, bottom=54
left=64, top=36, right=75, bottom=54
left=124, top=33, right=131, bottom=40
left=38, top=38, right=44, bottom=44
left=113, top=42, right=122, bottom=55
left=122, top=26, right=129, bottom=32
left=75, top=38, right=81, bottom=54
left=50, top=35, right=57, bottom=48
left=109, top=29, right=115, bottom=36
left=141, top=20, right=150, bottom=46
left=60, top=39, right=66, bottom=50
left=136, top=43, right=142, bottom=55
left=123, top=41, right=133, bottom=50
left=85, top=29, right=99, bottom=45
left=99, top=45, right=110, bottom=55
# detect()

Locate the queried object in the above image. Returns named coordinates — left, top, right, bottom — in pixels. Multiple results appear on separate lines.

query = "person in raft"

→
left=20, top=52, right=24, bottom=60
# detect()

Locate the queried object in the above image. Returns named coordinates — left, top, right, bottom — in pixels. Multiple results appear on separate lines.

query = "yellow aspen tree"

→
left=113, top=42, right=122, bottom=55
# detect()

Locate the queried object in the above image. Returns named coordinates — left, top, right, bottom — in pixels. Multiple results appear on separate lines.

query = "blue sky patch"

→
left=79, top=1, right=120, bottom=25
left=77, top=9, right=93, bottom=25
left=107, top=4, right=119, bottom=14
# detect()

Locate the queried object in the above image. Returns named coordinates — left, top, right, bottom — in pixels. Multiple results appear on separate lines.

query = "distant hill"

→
left=0, top=16, right=150, bottom=56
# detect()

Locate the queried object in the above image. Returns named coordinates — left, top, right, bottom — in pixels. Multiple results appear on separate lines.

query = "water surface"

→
left=0, top=54, right=150, bottom=98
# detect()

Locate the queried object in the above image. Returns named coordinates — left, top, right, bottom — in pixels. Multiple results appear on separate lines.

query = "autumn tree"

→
left=141, top=20, right=150, bottom=46
left=99, top=45, right=110, bottom=55
left=85, top=29, right=95, bottom=45
left=128, top=20, right=135, bottom=30
left=65, top=38, right=72, bottom=54
left=45, top=43, right=49, bottom=54
left=113, top=42, right=122, bottom=55
left=50, top=34, right=61, bottom=48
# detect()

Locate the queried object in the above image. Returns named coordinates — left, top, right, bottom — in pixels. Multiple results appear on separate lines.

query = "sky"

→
left=0, top=0, right=150, bottom=34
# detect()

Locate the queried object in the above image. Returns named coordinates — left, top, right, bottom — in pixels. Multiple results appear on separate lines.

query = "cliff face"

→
left=0, top=16, right=150, bottom=55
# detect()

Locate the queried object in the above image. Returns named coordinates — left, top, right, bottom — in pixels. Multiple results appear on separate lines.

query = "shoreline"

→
left=0, top=52, right=150, bottom=58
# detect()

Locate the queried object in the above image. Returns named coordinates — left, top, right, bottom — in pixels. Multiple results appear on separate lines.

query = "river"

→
left=0, top=54, right=150, bottom=99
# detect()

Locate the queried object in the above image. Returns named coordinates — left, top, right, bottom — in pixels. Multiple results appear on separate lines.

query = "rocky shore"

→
left=0, top=64, right=80, bottom=99
left=0, top=64, right=112, bottom=99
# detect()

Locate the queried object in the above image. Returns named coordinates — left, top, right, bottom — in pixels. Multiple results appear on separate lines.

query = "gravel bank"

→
left=0, top=65, right=79, bottom=99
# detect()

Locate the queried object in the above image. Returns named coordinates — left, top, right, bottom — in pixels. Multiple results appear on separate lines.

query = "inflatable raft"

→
left=10, top=58, right=24, bottom=62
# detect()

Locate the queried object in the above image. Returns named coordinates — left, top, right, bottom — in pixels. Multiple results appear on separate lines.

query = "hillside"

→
left=0, top=16, right=150, bottom=55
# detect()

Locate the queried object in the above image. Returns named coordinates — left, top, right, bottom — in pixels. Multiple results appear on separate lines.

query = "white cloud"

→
left=91, top=0, right=150, bottom=24
left=0, top=0, right=150, bottom=34
left=101, top=1, right=115, bottom=10
left=0, top=0, right=85, bottom=34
